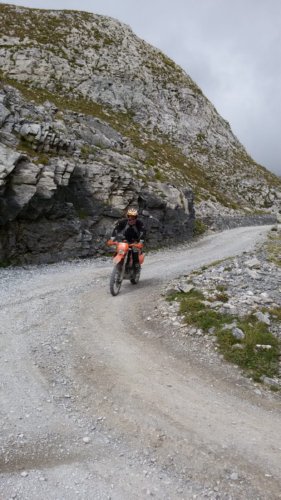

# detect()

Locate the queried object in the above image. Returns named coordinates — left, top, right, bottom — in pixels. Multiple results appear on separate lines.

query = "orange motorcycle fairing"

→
left=112, top=241, right=129, bottom=264
left=113, top=253, right=124, bottom=264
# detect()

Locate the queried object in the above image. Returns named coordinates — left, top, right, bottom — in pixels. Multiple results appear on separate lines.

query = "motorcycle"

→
left=107, top=238, right=145, bottom=296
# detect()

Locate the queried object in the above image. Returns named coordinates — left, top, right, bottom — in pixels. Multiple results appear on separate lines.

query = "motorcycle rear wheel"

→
left=110, top=264, right=122, bottom=296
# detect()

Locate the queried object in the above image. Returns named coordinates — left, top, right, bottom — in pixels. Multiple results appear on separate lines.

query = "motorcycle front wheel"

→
left=130, top=268, right=141, bottom=285
left=110, top=264, right=123, bottom=296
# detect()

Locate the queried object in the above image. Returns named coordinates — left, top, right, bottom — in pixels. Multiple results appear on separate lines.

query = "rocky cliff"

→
left=0, top=3, right=280, bottom=265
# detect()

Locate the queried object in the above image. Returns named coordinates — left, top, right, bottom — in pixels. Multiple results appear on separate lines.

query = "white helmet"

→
left=126, top=207, right=138, bottom=218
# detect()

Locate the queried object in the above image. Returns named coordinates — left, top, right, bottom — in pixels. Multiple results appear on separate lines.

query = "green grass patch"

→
left=17, top=139, right=51, bottom=164
left=77, top=208, right=88, bottom=220
left=0, top=259, right=12, bottom=268
left=167, top=288, right=280, bottom=382
left=268, top=306, right=281, bottom=321
left=80, top=144, right=97, bottom=159
left=214, top=292, right=229, bottom=302
left=167, top=289, right=233, bottom=331
left=193, top=219, right=208, bottom=236
left=217, top=315, right=280, bottom=381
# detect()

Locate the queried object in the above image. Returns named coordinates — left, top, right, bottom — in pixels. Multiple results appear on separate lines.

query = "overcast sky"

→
left=2, top=0, right=281, bottom=176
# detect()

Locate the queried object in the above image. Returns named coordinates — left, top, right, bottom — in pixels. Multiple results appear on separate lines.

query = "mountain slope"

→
left=0, top=3, right=280, bottom=264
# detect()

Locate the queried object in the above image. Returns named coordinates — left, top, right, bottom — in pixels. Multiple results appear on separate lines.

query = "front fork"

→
left=119, top=253, right=129, bottom=281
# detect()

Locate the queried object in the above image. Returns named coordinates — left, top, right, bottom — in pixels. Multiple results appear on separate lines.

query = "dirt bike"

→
left=107, top=239, right=145, bottom=296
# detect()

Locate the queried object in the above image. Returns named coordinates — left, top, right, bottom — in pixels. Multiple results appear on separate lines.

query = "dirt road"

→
left=1, top=225, right=280, bottom=499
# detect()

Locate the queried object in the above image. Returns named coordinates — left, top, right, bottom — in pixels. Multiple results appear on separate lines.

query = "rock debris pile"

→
left=156, top=230, right=281, bottom=389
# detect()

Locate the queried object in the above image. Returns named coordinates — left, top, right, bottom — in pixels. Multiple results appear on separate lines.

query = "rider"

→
left=111, top=207, right=146, bottom=271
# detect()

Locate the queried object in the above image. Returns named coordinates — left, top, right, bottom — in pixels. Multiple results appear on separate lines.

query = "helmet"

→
left=127, top=207, right=138, bottom=218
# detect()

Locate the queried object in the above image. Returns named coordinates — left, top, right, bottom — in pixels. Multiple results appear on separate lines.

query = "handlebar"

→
left=107, top=239, right=143, bottom=249
left=129, top=242, right=144, bottom=249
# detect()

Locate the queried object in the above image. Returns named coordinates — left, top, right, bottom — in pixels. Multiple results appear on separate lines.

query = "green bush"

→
left=193, top=219, right=207, bottom=236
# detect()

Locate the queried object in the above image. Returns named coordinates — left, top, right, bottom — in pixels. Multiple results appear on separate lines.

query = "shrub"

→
left=193, top=219, right=207, bottom=236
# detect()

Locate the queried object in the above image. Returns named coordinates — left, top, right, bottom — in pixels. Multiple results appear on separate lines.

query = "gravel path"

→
left=1, top=225, right=280, bottom=500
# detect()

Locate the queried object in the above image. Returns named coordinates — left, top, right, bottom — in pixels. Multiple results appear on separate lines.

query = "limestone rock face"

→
left=0, top=86, right=194, bottom=264
left=0, top=4, right=280, bottom=264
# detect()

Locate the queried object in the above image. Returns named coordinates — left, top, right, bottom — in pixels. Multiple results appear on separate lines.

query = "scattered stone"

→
left=261, top=376, right=280, bottom=388
left=231, top=327, right=245, bottom=340
left=254, top=311, right=271, bottom=325
left=232, top=343, right=245, bottom=350
left=245, top=258, right=261, bottom=269
left=246, top=269, right=261, bottom=280
left=177, top=283, right=194, bottom=293
left=222, top=322, right=237, bottom=330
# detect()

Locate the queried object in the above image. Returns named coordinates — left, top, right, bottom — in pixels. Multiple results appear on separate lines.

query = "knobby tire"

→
left=110, top=264, right=122, bottom=296
left=130, top=268, right=141, bottom=285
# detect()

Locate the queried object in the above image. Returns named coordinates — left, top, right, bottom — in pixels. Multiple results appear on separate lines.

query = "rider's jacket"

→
left=111, top=218, right=146, bottom=243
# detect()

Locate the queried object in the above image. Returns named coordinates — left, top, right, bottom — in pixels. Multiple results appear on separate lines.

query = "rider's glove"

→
left=140, top=239, right=144, bottom=244
left=111, top=236, right=115, bottom=241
